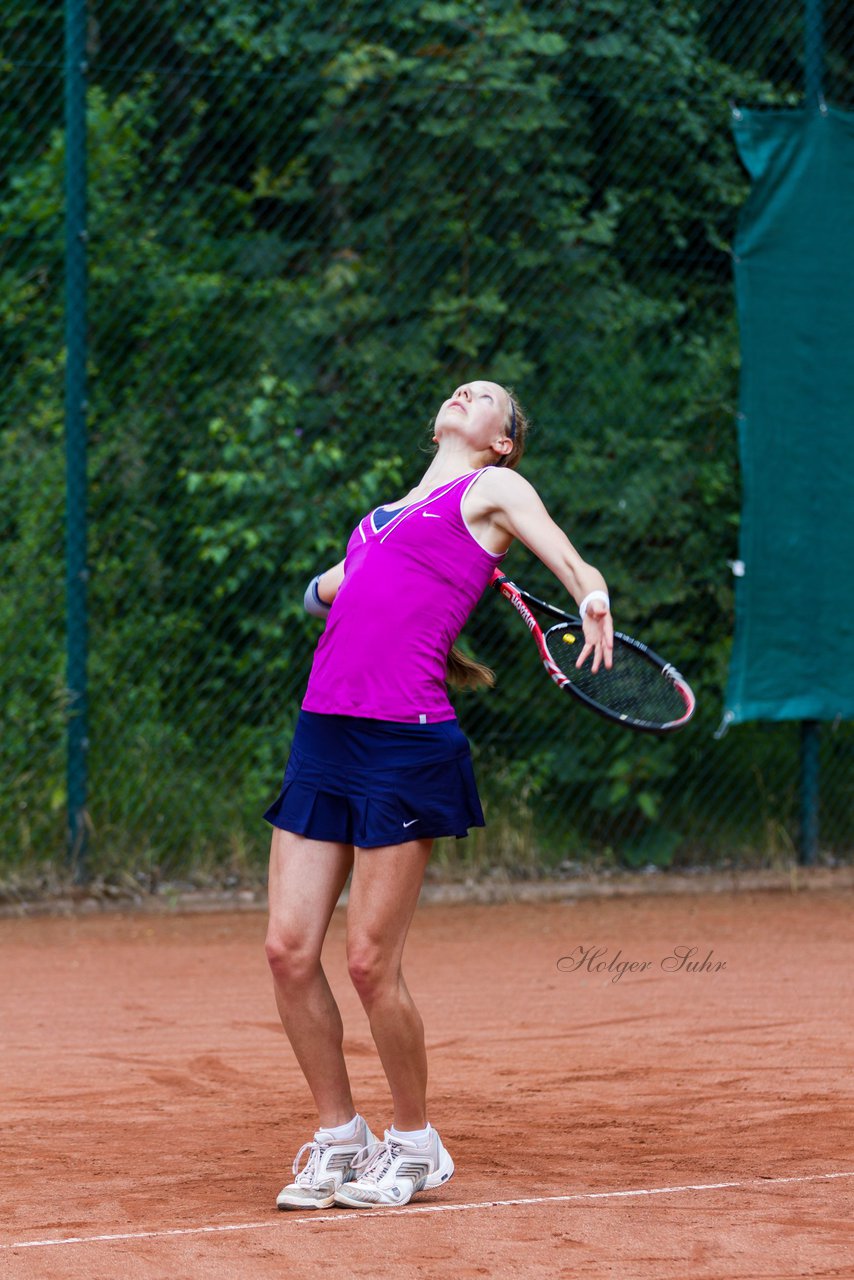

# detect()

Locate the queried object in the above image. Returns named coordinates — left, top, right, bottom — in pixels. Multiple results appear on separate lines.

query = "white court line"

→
left=4, top=1170, right=854, bottom=1252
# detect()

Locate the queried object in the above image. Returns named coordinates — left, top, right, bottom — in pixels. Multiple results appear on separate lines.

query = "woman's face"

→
left=434, top=380, right=512, bottom=455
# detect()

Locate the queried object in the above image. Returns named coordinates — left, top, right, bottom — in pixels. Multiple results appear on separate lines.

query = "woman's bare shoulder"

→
left=474, top=465, right=540, bottom=509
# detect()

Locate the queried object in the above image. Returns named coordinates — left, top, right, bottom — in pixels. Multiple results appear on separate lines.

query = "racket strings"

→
left=545, top=628, right=687, bottom=724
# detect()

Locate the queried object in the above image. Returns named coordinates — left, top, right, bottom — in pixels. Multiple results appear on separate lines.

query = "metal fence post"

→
left=805, top=0, right=824, bottom=104
left=65, top=0, right=89, bottom=879
left=801, top=0, right=824, bottom=868
left=799, top=721, right=820, bottom=865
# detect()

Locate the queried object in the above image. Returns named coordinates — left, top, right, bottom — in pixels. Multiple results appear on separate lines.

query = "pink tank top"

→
left=302, top=470, right=504, bottom=722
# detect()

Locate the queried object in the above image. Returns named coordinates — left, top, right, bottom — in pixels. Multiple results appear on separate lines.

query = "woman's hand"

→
left=578, top=599, right=614, bottom=674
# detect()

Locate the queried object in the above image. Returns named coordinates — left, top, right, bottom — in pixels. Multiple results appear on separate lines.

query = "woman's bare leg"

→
left=345, top=839, right=433, bottom=1130
left=265, top=827, right=355, bottom=1127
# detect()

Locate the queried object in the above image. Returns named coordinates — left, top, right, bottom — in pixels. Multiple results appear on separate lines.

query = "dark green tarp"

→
left=724, top=108, right=854, bottom=725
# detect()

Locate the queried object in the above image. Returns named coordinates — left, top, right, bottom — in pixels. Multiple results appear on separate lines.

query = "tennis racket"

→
left=490, top=569, right=695, bottom=733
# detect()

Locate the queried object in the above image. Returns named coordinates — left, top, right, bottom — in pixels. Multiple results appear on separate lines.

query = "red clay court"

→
left=2, top=881, right=853, bottom=1279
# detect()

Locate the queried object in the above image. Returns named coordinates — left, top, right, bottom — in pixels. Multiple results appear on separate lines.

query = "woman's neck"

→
left=417, top=446, right=490, bottom=491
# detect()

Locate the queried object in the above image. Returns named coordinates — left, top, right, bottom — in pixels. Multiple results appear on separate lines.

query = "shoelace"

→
left=350, top=1138, right=402, bottom=1185
left=291, top=1140, right=327, bottom=1184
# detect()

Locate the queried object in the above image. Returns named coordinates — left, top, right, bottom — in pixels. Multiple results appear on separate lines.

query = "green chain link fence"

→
left=2, top=0, right=852, bottom=885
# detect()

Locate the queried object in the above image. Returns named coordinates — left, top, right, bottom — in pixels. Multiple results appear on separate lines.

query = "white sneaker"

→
left=333, top=1126, right=454, bottom=1208
left=276, top=1117, right=379, bottom=1210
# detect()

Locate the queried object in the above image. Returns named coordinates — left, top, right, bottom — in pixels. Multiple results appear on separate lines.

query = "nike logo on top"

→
left=422, top=512, right=441, bottom=518
left=402, top=819, right=419, bottom=828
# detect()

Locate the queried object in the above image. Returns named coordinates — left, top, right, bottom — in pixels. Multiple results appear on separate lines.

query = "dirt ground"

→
left=2, top=885, right=853, bottom=1279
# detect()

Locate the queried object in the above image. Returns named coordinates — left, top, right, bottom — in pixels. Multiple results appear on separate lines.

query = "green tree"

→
left=2, top=0, right=848, bottom=874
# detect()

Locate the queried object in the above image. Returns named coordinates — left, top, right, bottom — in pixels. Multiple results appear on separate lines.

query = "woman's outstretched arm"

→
left=479, top=468, right=614, bottom=672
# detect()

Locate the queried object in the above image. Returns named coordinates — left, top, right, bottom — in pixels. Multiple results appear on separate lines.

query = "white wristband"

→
left=304, top=575, right=332, bottom=619
left=579, top=590, right=610, bottom=620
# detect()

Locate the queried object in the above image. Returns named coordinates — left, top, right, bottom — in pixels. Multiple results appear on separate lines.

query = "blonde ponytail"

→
left=446, top=644, right=495, bottom=690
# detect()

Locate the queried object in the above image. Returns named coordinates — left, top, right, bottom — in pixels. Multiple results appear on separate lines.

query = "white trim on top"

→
left=376, top=473, right=477, bottom=542
left=459, top=469, right=506, bottom=560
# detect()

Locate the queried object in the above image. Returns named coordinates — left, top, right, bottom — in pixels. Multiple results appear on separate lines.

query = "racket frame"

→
left=490, top=569, right=695, bottom=733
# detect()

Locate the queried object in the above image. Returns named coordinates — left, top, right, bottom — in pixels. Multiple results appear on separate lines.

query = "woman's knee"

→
left=265, top=927, right=321, bottom=986
left=347, top=937, right=396, bottom=1003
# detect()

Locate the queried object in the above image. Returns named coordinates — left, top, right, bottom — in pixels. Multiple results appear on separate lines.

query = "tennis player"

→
left=264, top=380, right=613, bottom=1209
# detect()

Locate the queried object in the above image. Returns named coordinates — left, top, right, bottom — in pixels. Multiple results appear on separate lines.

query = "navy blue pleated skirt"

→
left=263, top=710, right=485, bottom=848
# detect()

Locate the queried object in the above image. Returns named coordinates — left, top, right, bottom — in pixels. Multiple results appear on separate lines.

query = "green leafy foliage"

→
left=2, top=1, right=851, bottom=876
